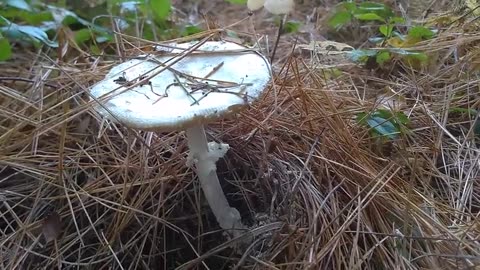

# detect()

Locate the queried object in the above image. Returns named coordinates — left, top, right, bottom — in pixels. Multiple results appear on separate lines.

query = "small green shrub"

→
left=328, top=1, right=437, bottom=68
left=0, top=0, right=177, bottom=61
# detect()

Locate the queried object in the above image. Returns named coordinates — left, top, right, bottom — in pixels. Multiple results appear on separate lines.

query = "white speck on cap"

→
left=89, top=41, right=271, bottom=131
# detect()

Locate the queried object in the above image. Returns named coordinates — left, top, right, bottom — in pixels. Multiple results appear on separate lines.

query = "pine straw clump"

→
left=1, top=26, right=480, bottom=270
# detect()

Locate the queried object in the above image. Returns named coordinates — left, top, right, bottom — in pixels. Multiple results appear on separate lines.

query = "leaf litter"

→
left=1, top=0, right=480, bottom=269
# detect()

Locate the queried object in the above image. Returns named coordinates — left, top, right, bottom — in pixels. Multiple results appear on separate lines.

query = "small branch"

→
left=270, top=14, right=286, bottom=63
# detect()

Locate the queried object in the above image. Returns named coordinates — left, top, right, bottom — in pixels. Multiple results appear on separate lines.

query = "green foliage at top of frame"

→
left=0, top=0, right=203, bottom=61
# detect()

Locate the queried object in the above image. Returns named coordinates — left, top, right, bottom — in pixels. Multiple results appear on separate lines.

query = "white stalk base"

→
left=185, top=125, right=245, bottom=235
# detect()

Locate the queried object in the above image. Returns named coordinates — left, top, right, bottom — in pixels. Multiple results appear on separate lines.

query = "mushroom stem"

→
left=185, top=125, right=245, bottom=233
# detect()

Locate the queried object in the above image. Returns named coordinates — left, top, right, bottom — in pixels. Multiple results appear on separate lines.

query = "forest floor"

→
left=1, top=0, right=480, bottom=269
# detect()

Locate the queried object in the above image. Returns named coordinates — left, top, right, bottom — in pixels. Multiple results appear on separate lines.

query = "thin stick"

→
left=270, top=14, right=286, bottom=63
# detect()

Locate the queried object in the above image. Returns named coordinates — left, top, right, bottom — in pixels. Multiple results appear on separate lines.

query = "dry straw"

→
left=1, top=5, right=480, bottom=270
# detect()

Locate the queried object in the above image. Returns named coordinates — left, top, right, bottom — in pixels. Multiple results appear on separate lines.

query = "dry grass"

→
left=1, top=0, right=480, bottom=269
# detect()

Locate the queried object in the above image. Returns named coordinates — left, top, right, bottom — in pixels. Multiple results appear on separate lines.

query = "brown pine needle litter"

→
left=1, top=1, right=480, bottom=269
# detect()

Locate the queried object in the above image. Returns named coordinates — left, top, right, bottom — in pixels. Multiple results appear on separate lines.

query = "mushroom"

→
left=246, top=0, right=294, bottom=62
left=89, top=41, right=271, bottom=236
left=247, top=0, right=294, bottom=14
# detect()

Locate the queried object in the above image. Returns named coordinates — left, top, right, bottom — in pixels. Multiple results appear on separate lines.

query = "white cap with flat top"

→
left=89, top=41, right=270, bottom=131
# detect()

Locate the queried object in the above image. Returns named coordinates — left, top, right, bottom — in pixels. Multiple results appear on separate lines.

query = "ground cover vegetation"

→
left=1, top=0, right=480, bottom=269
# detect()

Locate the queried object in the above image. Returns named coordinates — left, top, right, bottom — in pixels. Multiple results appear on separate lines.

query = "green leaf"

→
left=357, top=109, right=408, bottom=139
left=387, top=48, right=411, bottom=55
left=118, top=1, right=142, bottom=13
left=0, top=37, right=12, bottom=61
left=5, top=0, right=31, bottom=11
left=356, top=112, right=369, bottom=125
left=392, top=31, right=405, bottom=39
left=46, top=5, right=110, bottom=34
left=74, top=28, right=93, bottom=44
left=95, top=34, right=112, bottom=43
left=149, top=0, right=171, bottom=21
left=408, top=26, right=435, bottom=40
left=348, top=49, right=377, bottom=62
left=376, top=109, right=409, bottom=127
left=394, top=111, right=410, bottom=125
left=328, top=11, right=352, bottom=29
left=338, top=2, right=356, bottom=12
left=181, top=24, right=203, bottom=36
left=1, top=23, right=58, bottom=47
left=225, top=0, right=247, bottom=4
left=376, top=51, right=391, bottom=64
left=390, top=16, right=405, bottom=24
left=284, top=20, right=301, bottom=33
left=90, top=44, right=101, bottom=55
left=0, top=8, right=53, bottom=25
left=367, top=116, right=398, bottom=139
left=405, top=52, right=428, bottom=62
left=354, top=13, right=386, bottom=22
left=357, top=2, right=394, bottom=19
left=44, top=5, right=113, bottom=43
left=0, top=15, right=10, bottom=26
left=374, top=109, right=394, bottom=120
left=368, top=36, right=385, bottom=44
left=379, top=24, right=393, bottom=37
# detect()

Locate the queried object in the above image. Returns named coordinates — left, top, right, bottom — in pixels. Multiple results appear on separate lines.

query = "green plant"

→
left=273, top=17, right=302, bottom=34
left=0, top=0, right=109, bottom=60
left=283, top=20, right=301, bottom=33
left=328, top=1, right=396, bottom=30
left=328, top=1, right=437, bottom=67
left=0, top=0, right=177, bottom=61
left=356, top=108, right=410, bottom=140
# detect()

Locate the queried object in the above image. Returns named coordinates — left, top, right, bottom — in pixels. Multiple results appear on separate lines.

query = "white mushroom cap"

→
left=247, top=0, right=265, bottom=11
left=247, top=0, right=294, bottom=14
left=89, top=41, right=271, bottom=131
left=264, top=0, right=294, bottom=14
